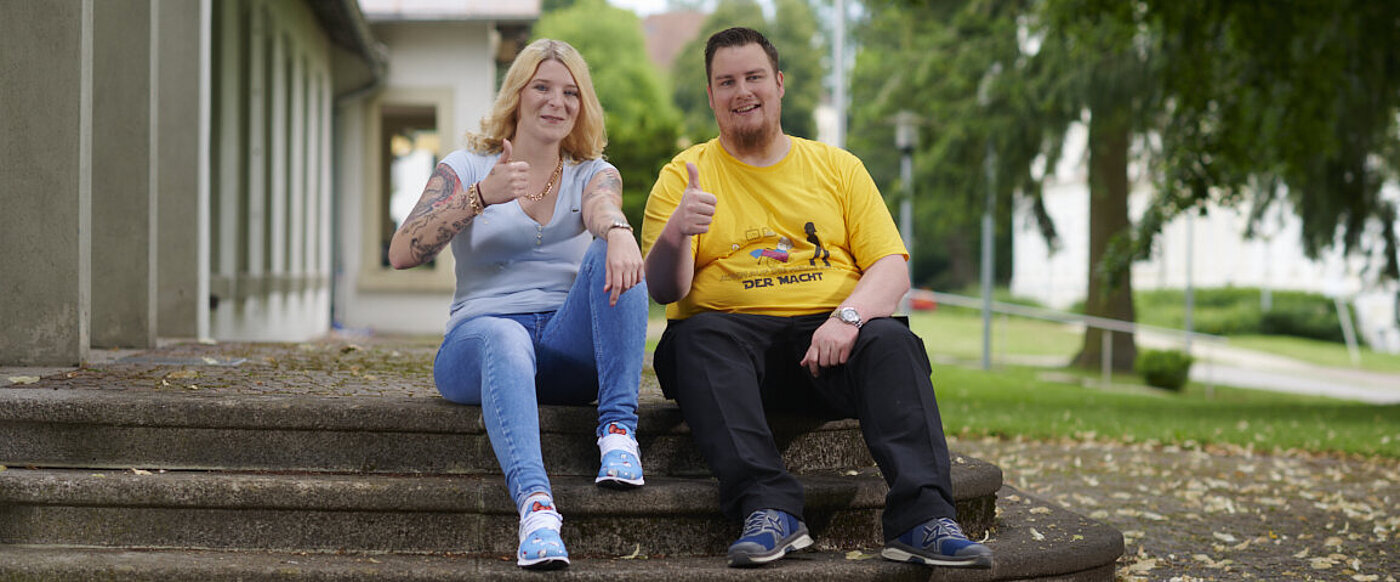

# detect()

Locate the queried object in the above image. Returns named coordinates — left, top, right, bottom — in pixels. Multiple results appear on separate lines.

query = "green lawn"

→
left=932, top=364, right=1400, bottom=458
left=643, top=302, right=1400, bottom=459
left=1227, top=334, right=1400, bottom=374
left=907, top=306, right=1081, bottom=362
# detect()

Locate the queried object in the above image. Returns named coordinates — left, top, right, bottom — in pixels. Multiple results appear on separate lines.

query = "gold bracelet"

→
left=469, top=182, right=484, bottom=217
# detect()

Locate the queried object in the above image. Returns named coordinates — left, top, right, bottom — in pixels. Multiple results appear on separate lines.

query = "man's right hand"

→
left=672, top=162, right=717, bottom=236
left=480, top=138, right=531, bottom=205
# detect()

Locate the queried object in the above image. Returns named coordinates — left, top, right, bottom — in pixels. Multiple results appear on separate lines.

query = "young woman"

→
left=389, top=38, right=646, bottom=571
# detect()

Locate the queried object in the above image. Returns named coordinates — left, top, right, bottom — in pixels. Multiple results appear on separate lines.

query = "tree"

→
left=850, top=0, right=1144, bottom=370
left=768, top=0, right=824, bottom=139
left=853, top=0, right=1400, bottom=371
left=670, top=0, right=826, bottom=143
left=535, top=0, right=685, bottom=229
left=1142, top=0, right=1400, bottom=280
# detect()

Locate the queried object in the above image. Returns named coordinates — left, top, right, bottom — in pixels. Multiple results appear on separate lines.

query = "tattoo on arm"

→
left=400, top=165, right=471, bottom=264
left=583, top=168, right=626, bottom=236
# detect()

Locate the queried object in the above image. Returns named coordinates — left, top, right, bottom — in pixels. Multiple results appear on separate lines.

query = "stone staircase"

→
left=0, top=387, right=1122, bottom=580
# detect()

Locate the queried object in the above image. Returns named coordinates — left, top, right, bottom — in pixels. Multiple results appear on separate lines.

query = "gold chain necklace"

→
left=522, top=157, right=563, bottom=202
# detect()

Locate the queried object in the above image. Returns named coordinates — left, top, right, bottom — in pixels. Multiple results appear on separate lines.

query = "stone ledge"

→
left=1, top=389, right=985, bottom=477
left=0, top=469, right=998, bottom=556
left=0, top=486, right=1120, bottom=581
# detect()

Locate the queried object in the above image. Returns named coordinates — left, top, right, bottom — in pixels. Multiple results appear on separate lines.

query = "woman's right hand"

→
left=478, top=138, right=531, bottom=205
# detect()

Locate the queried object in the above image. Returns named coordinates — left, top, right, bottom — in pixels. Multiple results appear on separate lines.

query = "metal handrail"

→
left=909, top=289, right=1225, bottom=343
left=908, top=289, right=1221, bottom=388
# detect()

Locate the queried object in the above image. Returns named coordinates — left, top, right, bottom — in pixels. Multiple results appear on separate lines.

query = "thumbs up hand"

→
left=479, top=138, right=531, bottom=205
left=673, top=163, right=717, bottom=236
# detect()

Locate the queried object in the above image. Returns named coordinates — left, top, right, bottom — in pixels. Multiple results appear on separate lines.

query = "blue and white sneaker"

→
left=882, top=517, right=993, bottom=568
left=595, top=422, right=644, bottom=489
left=727, top=509, right=813, bottom=567
left=517, top=497, right=569, bottom=570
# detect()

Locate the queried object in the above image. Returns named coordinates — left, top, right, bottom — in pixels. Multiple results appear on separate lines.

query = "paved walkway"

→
left=1139, top=332, right=1400, bottom=404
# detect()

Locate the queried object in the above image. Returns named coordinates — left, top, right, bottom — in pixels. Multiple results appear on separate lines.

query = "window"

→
left=358, top=87, right=456, bottom=292
left=380, top=104, right=439, bottom=268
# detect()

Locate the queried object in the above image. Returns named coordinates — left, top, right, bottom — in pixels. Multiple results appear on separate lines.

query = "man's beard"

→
left=729, top=115, right=780, bottom=153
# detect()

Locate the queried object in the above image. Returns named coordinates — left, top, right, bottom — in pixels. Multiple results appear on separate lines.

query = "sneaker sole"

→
left=880, top=546, right=993, bottom=569
left=595, top=475, right=644, bottom=489
left=727, top=533, right=814, bottom=568
left=518, top=556, right=570, bottom=570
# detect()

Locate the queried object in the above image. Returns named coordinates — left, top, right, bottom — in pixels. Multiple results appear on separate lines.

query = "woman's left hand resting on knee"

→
left=581, top=167, right=643, bottom=306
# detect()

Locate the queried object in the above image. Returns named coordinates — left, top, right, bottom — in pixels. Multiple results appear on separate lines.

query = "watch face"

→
left=839, top=308, right=860, bottom=323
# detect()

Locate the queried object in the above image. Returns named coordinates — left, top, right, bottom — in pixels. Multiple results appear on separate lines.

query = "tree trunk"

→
left=1071, top=104, right=1137, bottom=372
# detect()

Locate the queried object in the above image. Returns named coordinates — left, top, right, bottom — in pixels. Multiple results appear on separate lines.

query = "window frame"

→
left=358, top=86, right=457, bottom=292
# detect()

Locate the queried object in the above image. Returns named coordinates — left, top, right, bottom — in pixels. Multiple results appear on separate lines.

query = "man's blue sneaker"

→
left=727, top=509, right=813, bottom=567
left=882, top=517, right=993, bottom=568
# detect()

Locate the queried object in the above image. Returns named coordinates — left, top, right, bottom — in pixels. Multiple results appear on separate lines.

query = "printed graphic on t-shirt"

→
left=749, top=236, right=793, bottom=264
left=805, top=221, right=831, bottom=267
left=730, top=223, right=831, bottom=290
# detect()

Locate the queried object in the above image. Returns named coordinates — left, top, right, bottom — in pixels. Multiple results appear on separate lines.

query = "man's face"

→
left=707, top=43, right=784, bottom=151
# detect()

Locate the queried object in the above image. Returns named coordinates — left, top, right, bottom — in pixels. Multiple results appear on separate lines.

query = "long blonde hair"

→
left=467, top=38, right=607, bottom=160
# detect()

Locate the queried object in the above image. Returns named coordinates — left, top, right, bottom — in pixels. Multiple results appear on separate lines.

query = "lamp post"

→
left=977, top=64, right=1002, bottom=371
left=894, top=110, right=917, bottom=314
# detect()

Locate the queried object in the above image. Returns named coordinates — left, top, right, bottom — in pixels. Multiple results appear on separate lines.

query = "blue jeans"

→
left=433, top=239, right=647, bottom=510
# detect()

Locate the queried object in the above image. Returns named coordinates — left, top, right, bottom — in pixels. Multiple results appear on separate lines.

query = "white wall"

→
left=335, top=20, right=499, bottom=335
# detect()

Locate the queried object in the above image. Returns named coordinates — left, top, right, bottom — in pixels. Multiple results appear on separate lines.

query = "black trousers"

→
left=653, top=312, right=956, bottom=540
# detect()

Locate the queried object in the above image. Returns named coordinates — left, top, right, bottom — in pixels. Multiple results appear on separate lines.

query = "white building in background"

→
left=0, top=0, right=540, bottom=366
left=334, top=0, right=538, bottom=335
left=1009, top=122, right=1400, bottom=352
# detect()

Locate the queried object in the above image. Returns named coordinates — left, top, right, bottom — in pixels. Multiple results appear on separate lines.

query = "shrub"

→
left=1135, top=349, right=1195, bottom=391
left=1134, top=287, right=1356, bottom=343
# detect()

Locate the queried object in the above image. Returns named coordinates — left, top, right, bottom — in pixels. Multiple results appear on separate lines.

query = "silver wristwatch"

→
left=831, top=306, right=863, bottom=329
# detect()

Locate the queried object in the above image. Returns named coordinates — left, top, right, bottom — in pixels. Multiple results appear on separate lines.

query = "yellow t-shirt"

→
left=641, top=137, right=907, bottom=320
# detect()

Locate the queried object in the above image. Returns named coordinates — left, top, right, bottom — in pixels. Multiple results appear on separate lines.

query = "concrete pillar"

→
left=91, top=0, right=158, bottom=349
left=0, top=1, right=94, bottom=365
left=212, top=0, right=243, bottom=319
left=156, top=0, right=209, bottom=339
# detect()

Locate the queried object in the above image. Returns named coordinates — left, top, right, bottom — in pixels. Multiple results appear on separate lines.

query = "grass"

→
left=643, top=299, right=1400, bottom=459
left=1226, top=334, right=1400, bottom=374
left=909, top=306, right=1081, bottom=361
left=932, top=364, right=1400, bottom=458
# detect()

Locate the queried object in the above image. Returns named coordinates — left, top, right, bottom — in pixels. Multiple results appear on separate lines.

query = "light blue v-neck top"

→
left=439, top=149, right=616, bottom=333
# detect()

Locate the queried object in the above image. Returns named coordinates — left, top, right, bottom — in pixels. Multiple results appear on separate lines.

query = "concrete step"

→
left=0, top=389, right=878, bottom=476
left=0, top=486, right=1122, bottom=581
left=0, top=466, right=997, bottom=557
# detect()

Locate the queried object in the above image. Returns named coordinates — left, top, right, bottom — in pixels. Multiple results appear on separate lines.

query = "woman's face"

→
left=515, top=59, right=580, bottom=145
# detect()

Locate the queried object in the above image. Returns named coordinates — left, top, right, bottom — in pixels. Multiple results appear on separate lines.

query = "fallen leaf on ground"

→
left=1123, top=558, right=1157, bottom=572
left=7, top=376, right=40, bottom=385
left=129, top=468, right=152, bottom=476
left=1310, top=556, right=1336, bottom=569
left=618, top=544, right=643, bottom=560
left=844, top=550, right=877, bottom=560
left=1030, top=527, right=1045, bottom=541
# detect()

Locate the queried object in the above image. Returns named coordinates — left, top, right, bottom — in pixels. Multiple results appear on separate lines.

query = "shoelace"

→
left=597, top=427, right=640, bottom=460
left=519, top=500, right=563, bottom=544
left=921, top=518, right=965, bottom=546
left=741, top=510, right=784, bottom=538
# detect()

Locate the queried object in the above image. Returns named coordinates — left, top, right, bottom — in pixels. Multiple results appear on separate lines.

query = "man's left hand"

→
left=801, top=318, right=859, bottom=377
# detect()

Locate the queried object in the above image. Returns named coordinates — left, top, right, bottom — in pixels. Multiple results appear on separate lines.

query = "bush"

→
left=1135, top=349, right=1195, bottom=391
left=1133, top=287, right=1356, bottom=343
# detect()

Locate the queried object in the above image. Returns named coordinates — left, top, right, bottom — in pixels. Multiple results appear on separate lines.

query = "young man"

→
left=640, top=27, right=993, bottom=569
